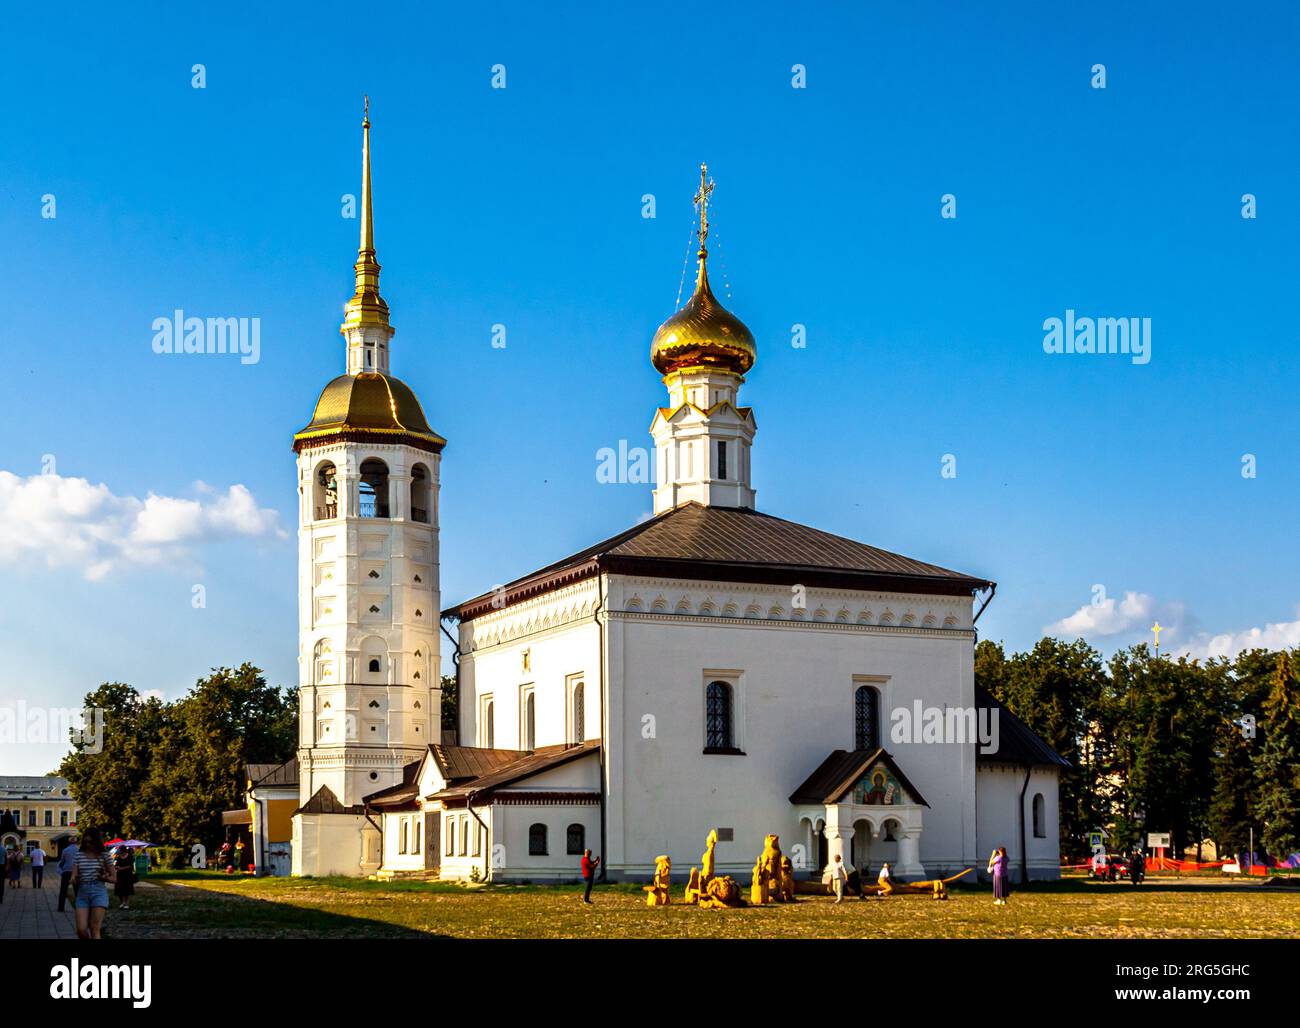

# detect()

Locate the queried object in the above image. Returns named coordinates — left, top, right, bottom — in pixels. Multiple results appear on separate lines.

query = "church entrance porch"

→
left=790, top=748, right=930, bottom=882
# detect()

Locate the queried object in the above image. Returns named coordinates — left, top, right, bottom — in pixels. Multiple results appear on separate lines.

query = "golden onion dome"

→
left=651, top=252, right=756, bottom=376
left=293, top=373, right=446, bottom=452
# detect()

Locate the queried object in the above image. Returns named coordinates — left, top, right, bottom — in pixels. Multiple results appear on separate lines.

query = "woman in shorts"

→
left=72, top=828, right=116, bottom=939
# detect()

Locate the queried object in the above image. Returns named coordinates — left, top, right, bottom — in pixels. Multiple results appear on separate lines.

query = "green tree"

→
left=976, top=637, right=1107, bottom=855
left=440, top=673, right=458, bottom=734
left=1254, top=650, right=1300, bottom=859
left=58, top=682, right=165, bottom=837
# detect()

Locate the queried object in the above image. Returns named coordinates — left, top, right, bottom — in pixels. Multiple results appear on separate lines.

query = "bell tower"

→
left=291, top=104, right=446, bottom=870
left=649, top=164, right=758, bottom=514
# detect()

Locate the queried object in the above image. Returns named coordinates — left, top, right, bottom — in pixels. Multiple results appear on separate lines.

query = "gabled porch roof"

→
left=789, top=748, right=929, bottom=807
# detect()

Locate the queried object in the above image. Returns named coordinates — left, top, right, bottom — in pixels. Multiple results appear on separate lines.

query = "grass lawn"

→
left=100, top=871, right=1300, bottom=939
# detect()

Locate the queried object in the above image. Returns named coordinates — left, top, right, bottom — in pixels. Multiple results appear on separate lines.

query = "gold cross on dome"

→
left=1151, top=621, right=1164, bottom=649
left=694, top=162, right=715, bottom=245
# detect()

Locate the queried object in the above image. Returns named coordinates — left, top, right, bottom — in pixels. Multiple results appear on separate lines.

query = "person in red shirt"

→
left=580, top=849, right=600, bottom=903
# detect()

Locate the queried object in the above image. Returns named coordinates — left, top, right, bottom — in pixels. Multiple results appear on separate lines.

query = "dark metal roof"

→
left=429, top=741, right=602, bottom=802
left=789, top=748, right=930, bottom=807
left=975, top=686, right=1070, bottom=767
left=362, top=757, right=424, bottom=809
left=431, top=744, right=528, bottom=783
left=447, top=502, right=993, bottom=621
left=294, top=785, right=365, bottom=816
left=246, top=757, right=298, bottom=790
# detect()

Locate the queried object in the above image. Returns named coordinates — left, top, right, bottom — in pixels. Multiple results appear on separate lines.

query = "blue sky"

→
left=3, top=1, right=1299, bottom=773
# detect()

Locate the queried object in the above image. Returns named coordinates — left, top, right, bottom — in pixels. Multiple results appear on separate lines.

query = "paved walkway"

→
left=0, top=877, right=78, bottom=939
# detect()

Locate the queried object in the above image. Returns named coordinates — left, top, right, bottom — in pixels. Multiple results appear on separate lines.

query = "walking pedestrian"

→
left=56, top=835, right=80, bottom=912
left=580, top=848, right=600, bottom=903
left=72, top=828, right=115, bottom=940
left=29, top=843, right=46, bottom=888
left=828, top=853, right=848, bottom=903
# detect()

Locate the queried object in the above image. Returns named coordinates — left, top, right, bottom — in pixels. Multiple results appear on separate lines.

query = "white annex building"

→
left=291, top=112, right=1066, bottom=883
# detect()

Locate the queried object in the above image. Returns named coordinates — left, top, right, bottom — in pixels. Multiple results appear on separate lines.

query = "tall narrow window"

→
left=854, top=685, right=880, bottom=751
left=717, top=440, right=727, bottom=480
left=482, top=698, right=495, bottom=749
left=529, top=823, right=548, bottom=856
left=705, top=680, right=733, bottom=751
left=525, top=691, right=536, bottom=750
left=399, top=818, right=409, bottom=854
left=1032, top=793, right=1046, bottom=838
left=572, top=682, right=585, bottom=744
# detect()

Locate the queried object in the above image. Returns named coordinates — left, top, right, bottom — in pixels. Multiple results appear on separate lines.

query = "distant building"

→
left=224, top=759, right=299, bottom=875
left=0, top=775, right=80, bottom=854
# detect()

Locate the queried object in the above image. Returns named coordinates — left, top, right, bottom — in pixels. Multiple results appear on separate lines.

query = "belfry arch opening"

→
left=314, top=462, right=338, bottom=520
left=410, top=463, right=430, bottom=523
left=359, top=459, right=390, bottom=518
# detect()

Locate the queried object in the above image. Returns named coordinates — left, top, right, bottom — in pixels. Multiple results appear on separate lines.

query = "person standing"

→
left=6, top=845, right=22, bottom=889
left=113, top=846, right=135, bottom=910
left=828, top=854, right=848, bottom=903
left=988, top=846, right=1009, bottom=905
left=56, top=836, right=80, bottom=912
left=580, top=848, right=600, bottom=904
left=29, top=843, right=46, bottom=888
left=72, top=829, right=115, bottom=940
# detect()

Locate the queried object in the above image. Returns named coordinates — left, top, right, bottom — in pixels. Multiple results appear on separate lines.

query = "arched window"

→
left=359, top=459, right=389, bottom=518
left=854, top=685, right=880, bottom=751
left=705, top=680, right=733, bottom=751
left=571, top=682, right=585, bottom=744
left=529, top=823, right=548, bottom=856
left=1032, top=792, right=1046, bottom=838
left=525, top=692, right=536, bottom=750
left=367, top=658, right=381, bottom=673
left=399, top=818, right=409, bottom=854
left=566, top=823, right=585, bottom=855
left=410, top=463, right=430, bottom=524
left=459, top=817, right=469, bottom=856
left=314, top=462, right=338, bottom=520
left=482, top=699, right=495, bottom=749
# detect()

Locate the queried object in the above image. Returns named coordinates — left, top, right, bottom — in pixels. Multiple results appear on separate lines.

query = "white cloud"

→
left=1045, top=590, right=1154, bottom=638
left=1176, top=613, right=1300, bottom=661
left=0, top=470, right=286, bottom=580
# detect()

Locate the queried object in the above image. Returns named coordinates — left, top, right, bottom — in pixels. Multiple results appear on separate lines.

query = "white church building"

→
left=291, top=112, right=1066, bottom=884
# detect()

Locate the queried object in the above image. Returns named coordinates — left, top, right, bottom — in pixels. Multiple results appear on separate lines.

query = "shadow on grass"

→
left=108, top=879, right=441, bottom=939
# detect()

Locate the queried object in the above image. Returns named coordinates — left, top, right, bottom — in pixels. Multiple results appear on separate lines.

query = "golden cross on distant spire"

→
left=694, top=162, right=715, bottom=248
left=363, top=94, right=370, bottom=125
left=1151, top=621, right=1164, bottom=653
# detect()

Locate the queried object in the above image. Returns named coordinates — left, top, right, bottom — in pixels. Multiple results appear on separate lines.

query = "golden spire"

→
left=649, top=162, right=755, bottom=377
left=342, top=96, right=391, bottom=333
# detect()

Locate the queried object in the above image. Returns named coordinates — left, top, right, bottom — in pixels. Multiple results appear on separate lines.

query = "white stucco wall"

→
left=603, top=575, right=979, bottom=879
left=975, top=764, right=1061, bottom=881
